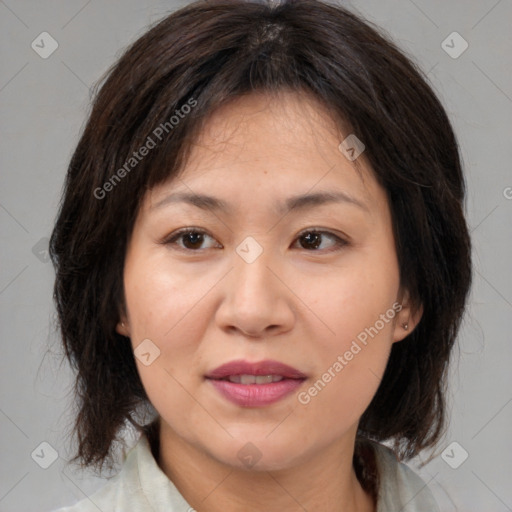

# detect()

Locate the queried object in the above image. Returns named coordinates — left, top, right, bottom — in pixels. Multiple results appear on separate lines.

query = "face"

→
left=117, top=91, right=419, bottom=471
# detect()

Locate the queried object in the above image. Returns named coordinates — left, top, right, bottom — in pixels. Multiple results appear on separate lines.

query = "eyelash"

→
left=161, top=227, right=348, bottom=253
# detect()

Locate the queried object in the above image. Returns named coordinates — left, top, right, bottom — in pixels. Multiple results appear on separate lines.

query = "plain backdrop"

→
left=1, top=0, right=511, bottom=510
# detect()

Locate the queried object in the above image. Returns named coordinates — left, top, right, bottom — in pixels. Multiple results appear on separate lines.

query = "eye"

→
left=163, top=228, right=221, bottom=251
left=293, top=229, right=348, bottom=252
left=161, top=227, right=348, bottom=253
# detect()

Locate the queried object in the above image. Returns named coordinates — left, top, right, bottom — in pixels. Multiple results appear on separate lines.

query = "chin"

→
left=207, top=434, right=312, bottom=473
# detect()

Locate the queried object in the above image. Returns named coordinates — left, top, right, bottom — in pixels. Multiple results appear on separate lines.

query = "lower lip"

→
left=207, top=378, right=305, bottom=407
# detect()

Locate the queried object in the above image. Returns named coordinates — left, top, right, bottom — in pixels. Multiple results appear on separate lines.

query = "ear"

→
left=392, top=289, right=423, bottom=343
left=115, top=312, right=130, bottom=337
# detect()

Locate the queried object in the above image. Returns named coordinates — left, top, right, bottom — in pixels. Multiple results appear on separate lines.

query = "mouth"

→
left=205, top=358, right=308, bottom=381
left=205, top=359, right=307, bottom=407
left=213, top=374, right=292, bottom=384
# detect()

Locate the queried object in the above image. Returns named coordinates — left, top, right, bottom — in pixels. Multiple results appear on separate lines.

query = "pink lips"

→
left=205, top=359, right=307, bottom=407
left=206, top=359, right=307, bottom=380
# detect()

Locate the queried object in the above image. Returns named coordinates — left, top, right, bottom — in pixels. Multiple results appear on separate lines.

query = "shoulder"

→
left=48, top=436, right=158, bottom=512
left=371, top=441, right=441, bottom=512
left=49, top=477, right=121, bottom=512
left=49, top=444, right=143, bottom=512
left=49, top=434, right=190, bottom=512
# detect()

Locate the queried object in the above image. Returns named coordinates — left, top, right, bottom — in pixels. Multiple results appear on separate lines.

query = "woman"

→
left=49, top=0, right=472, bottom=510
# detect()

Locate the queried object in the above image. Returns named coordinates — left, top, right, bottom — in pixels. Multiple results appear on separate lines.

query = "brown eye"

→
left=164, top=228, right=220, bottom=251
left=180, top=231, right=205, bottom=250
left=294, top=230, right=348, bottom=252
left=162, top=227, right=348, bottom=253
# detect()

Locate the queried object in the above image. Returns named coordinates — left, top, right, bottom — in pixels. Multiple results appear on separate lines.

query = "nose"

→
left=215, top=248, right=295, bottom=339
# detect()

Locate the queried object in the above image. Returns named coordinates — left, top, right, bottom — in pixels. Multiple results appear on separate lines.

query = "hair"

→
left=49, top=0, right=472, bottom=497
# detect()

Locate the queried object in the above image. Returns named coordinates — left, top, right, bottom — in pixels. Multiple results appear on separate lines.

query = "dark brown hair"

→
left=49, top=0, right=472, bottom=494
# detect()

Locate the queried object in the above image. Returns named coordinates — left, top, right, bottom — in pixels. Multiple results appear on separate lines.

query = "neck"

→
left=154, top=421, right=375, bottom=512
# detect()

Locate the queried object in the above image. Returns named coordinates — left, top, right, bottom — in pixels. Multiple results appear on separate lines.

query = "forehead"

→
left=144, top=90, right=383, bottom=216
left=187, top=90, right=350, bottom=167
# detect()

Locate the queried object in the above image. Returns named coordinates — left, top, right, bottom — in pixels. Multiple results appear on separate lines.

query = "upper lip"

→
left=206, top=359, right=307, bottom=380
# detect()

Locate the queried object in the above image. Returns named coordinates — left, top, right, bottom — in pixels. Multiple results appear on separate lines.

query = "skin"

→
left=117, top=90, right=422, bottom=512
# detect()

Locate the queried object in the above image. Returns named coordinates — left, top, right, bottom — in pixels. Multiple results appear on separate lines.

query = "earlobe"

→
left=393, top=293, right=423, bottom=343
left=116, top=319, right=130, bottom=337
left=392, top=322, right=408, bottom=344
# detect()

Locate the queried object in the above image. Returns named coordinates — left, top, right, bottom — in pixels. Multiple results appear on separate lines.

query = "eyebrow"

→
left=151, top=190, right=369, bottom=215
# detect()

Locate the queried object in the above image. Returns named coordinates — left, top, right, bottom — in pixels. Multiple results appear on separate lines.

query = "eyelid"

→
left=161, top=227, right=220, bottom=249
left=293, top=227, right=349, bottom=252
left=161, top=226, right=349, bottom=252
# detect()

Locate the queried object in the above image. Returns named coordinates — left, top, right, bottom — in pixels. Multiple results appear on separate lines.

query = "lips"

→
left=205, top=359, right=307, bottom=381
left=205, top=359, right=307, bottom=407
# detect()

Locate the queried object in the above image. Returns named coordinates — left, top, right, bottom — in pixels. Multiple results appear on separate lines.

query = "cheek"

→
left=124, top=253, right=210, bottom=342
left=295, top=256, right=399, bottom=419
left=123, top=255, right=212, bottom=411
left=295, top=328, right=393, bottom=435
left=306, top=261, right=399, bottom=343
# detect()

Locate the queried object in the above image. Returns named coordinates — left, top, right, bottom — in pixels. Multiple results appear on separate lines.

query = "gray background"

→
left=1, top=0, right=511, bottom=510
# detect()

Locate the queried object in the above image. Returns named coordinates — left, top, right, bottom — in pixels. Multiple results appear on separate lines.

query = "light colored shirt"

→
left=52, top=434, right=440, bottom=511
